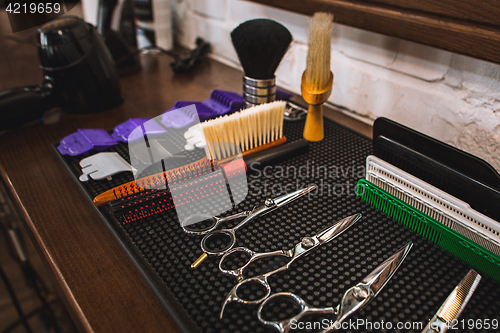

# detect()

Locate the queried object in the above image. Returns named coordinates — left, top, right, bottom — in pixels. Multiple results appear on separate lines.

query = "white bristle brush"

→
left=201, top=101, right=286, bottom=161
left=93, top=101, right=293, bottom=208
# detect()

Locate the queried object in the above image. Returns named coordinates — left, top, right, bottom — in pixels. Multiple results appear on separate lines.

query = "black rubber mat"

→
left=55, top=117, right=500, bottom=333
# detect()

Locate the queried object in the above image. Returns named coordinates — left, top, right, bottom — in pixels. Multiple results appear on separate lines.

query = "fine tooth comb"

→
left=358, top=117, right=500, bottom=282
left=365, top=156, right=500, bottom=258
left=93, top=101, right=288, bottom=207
left=422, top=269, right=481, bottom=333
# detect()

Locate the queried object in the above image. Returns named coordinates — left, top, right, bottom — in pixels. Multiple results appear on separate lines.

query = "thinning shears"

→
left=220, top=213, right=363, bottom=318
left=187, top=186, right=317, bottom=268
left=257, top=242, right=413, bottom=333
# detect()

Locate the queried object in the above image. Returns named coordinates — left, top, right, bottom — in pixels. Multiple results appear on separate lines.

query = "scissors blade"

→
left=272, top=185, right=316, bottom=208
left=362, top=241, right=413, bottom=297
left=317, top=214, right=362, bottom=243
left=321, top=242, right=412, bottom=332
left=422, top=269, right=481, bottom=333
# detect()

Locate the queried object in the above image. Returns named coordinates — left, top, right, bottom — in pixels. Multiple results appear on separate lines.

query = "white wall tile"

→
left=190, top=0, right=227, bottom=20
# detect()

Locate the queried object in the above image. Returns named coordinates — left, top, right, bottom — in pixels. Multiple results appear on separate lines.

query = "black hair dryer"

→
left=0, top=16, right=123, bottom=131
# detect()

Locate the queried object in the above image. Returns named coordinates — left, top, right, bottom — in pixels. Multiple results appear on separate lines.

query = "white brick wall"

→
left=174, top=0, right=500, bottom=171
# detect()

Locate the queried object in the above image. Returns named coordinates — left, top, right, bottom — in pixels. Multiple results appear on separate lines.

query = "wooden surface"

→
left=0, top=10, right=370, bottom=333
left=248, top=0, right=500, bottom=65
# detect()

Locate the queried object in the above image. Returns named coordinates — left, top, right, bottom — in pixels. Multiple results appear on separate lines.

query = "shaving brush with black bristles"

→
left=231, top=19, right=292, bottom=107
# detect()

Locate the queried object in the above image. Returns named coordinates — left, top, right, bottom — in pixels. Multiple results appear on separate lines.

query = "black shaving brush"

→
left=231, top=19, right=292, bottom=106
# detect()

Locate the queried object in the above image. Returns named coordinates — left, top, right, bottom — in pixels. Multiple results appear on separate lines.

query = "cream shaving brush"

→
left=302, top=12, right=334, bottom=142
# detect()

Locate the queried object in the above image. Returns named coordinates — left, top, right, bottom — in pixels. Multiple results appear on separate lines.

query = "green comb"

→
left=357, top=179, right=500, bottom=283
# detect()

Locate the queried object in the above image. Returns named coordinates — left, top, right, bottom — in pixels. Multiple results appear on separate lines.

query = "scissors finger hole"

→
left=220, top=250, right=251, bottom=271
left=234, top=280, right=269, bottom=302
left=259, top=294, right=303, bottom=321
left=201, top=231, right=234, bottom=254
left=181, top=215, right=216, bottom=234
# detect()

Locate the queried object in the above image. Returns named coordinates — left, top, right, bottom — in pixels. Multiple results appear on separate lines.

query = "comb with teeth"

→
left=93, top=101, right=288, bottom=207
left=422, top=269, right=481, bottom=333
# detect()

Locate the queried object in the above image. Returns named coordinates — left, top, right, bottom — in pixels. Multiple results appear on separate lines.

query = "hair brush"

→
left=93, top=101, right=288, bottom=207
left=231, top=19, right=292, bottom=106
left=302, top=12, right=334, bottom=142
left=109, top=138, right=309, bottom=223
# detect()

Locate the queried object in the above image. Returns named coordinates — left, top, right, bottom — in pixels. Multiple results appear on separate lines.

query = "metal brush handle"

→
left=243, top=76, right=276, bottom=107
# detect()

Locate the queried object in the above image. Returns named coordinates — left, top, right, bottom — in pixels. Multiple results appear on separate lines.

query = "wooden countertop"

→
left=0, top=11, right=371, bottom=333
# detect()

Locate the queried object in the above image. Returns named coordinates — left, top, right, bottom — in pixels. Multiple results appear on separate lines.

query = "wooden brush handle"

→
left=217, top=136, right=287, bottom=164
left=303, top=104, right=324, bottom=141
left=301, top=72, right=333, bottom=142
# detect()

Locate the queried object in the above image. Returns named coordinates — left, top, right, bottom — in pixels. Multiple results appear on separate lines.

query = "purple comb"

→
left=172, top=89, right=245, bottom=122
left=58, top=129, right=118, bottom=156
left=162, top=89, right=292, bottom=124
left=112, top=118, right=149, bottom=142
left=128, top=119, right=168, bottom=142
left=161, top=105, right=198, bottom=129
left=112, top=118, right=168, bottom=143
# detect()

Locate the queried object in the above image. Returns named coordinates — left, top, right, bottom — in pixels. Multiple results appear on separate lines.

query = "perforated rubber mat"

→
left=55, top=117, right=500, bottom=333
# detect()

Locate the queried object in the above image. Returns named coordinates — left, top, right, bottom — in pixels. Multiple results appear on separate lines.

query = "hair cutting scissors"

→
left=219, top=213, right=363, bottom=318
left=187, top=186, right=316, bottom=268
left=256, top=242, right=413, bottom=333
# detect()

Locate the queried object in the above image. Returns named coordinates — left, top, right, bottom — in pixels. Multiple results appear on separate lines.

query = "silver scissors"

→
left=257, top=242, right=413, bottom=333
left=219, top=213, right=363, bottom=318
left=188, top=186, right=317, bottom=267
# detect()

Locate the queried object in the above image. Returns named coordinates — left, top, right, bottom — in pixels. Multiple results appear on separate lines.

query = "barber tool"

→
left=79, top=152, right=136, bottom=182
left=284, top=100, right=308, bottom=122
left=422, top=269, right=481, bottom=333
left=112, top=118, right=167, bottom=143
left=112, top=166, right=230, bottom=223
left=359, top=153, right=500, bottom=282
left=373, top=117, right=500, bottom=222
left=98, top=137, right=309, bottom=208
left=0, top=16, right=122, bottom=131
left=93, top=101, right=290, bottom=206
left=219, top=213, right=362, bottom=318
left=110, top=190, right=174, bottom=223
left=58, top=129, right=119, bottom=157
left=161, top=105, right=199, bottom=129
left=302, top=12, right=334, bottom=142
left=358, top=118, right=500, bottom=282
left=365, top=156, right=500, bottom=256
left=201, top=100, right=285, bottom=160
left=219, top=212, right=361, bottom=281
left=190, top=186, right=316, bottom=269
left=256, top=242, right=412, bottom=333
left=175, top=88, right=295, bottom=127
left=172, top=89, right=245, bottom=122
left=108, top=139, right=310, bottom=223
left=231, top=19, right=292, bottom=107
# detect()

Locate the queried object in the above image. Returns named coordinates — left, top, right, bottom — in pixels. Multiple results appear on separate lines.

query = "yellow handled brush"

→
left=302, top=12, right=334, bottom=142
